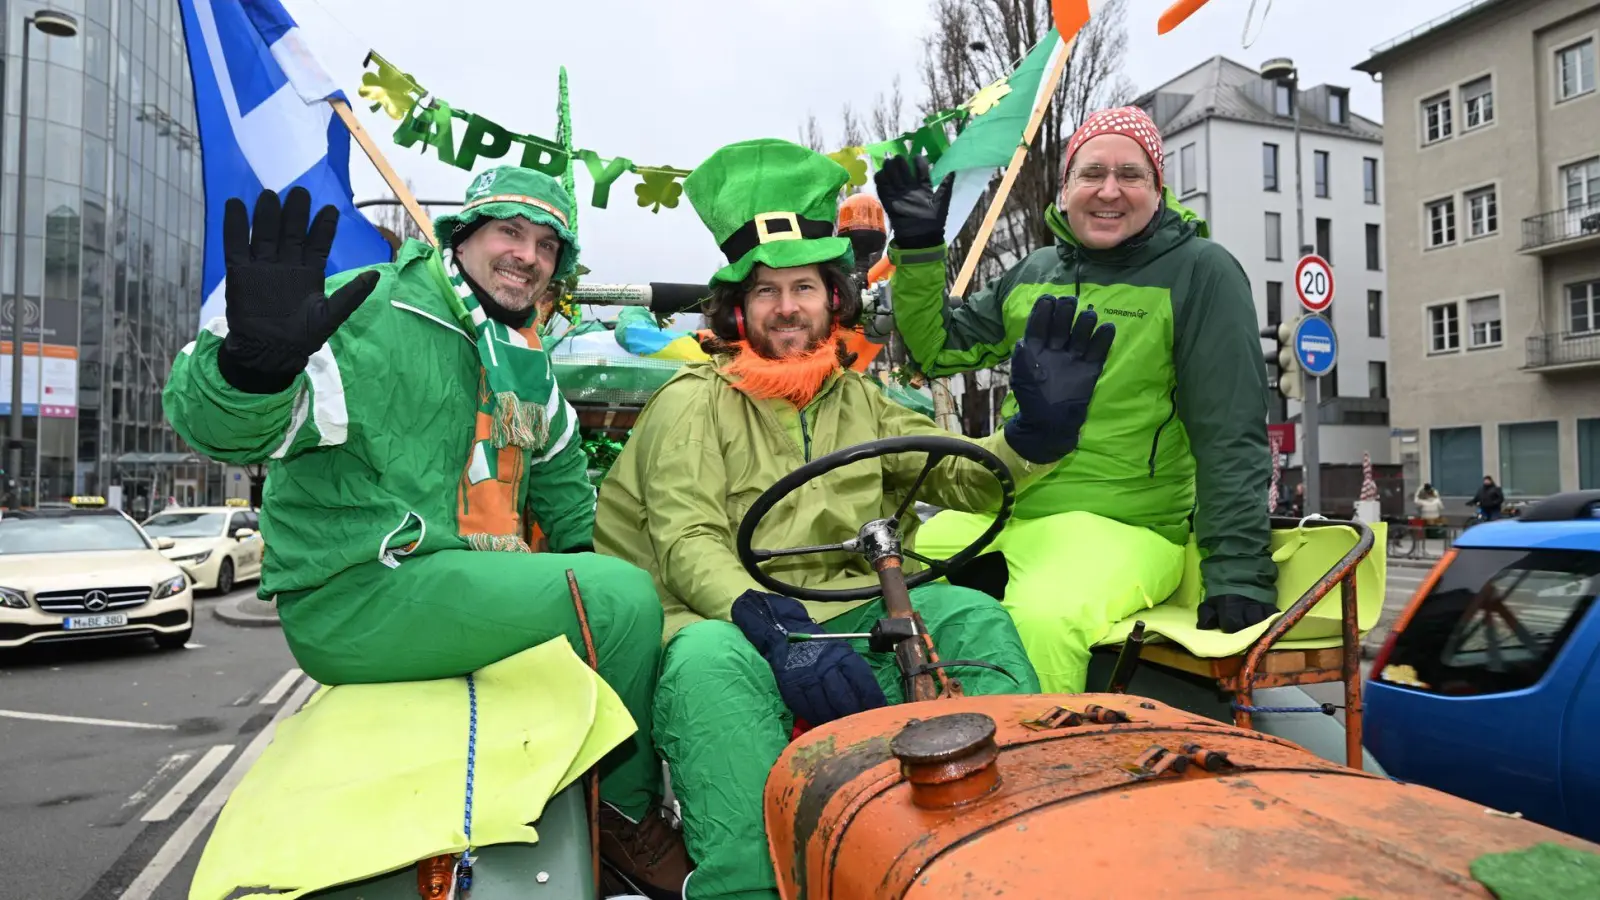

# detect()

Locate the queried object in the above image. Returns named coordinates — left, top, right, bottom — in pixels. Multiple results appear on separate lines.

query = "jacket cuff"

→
left=888, top=242, right=947, bottom=267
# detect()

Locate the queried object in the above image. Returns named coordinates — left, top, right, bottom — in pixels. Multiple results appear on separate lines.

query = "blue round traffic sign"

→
left=1294, top=315, right=1338, bottom=376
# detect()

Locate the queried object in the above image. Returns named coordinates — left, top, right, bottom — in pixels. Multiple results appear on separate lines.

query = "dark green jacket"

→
left=888, top=193, right=1275, bottom=605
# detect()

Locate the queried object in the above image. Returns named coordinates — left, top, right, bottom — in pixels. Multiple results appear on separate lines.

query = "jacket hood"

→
left=1046, top=186, right=1208, bottom=267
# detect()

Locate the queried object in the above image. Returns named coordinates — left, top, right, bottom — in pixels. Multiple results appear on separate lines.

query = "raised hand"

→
left=216, top=187, right=380, bottom=394
left=873, top=153, right=954, bottom=250
left=1003, top=295, right=1116, bottom=464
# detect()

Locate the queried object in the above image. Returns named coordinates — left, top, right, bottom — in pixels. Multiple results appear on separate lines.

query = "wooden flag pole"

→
left=328, top=97, right=438, bottom=247
left=949, top=37, right=1074, bottom=297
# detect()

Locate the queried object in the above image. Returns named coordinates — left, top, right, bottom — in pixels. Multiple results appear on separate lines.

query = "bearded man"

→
left=594, top=138, right=1116, bottom=900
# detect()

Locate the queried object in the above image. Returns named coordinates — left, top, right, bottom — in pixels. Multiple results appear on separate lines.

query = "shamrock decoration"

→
left=635, top=170, right=684, bottom=213
left=827, top=147, right=869, bottom=189
left=965, top=77, right=1013, bottom=117
left=359, top=60, right=424, bottom=121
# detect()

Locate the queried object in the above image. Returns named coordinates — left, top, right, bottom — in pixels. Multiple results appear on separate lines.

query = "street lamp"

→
left=5, top=8, right=78, bottom=508
left=1261, top=55, right=1323, bottom=516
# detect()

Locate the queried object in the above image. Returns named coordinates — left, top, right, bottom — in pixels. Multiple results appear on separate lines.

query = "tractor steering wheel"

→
left=735, top=435, right=1016, bottom=603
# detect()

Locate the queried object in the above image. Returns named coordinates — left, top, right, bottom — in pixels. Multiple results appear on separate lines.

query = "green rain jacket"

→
left=888, top=191, right=1276, bottom=605
left=593, top=362, right=1052, bottom=641
left=164, top=240, right=597, bottom=597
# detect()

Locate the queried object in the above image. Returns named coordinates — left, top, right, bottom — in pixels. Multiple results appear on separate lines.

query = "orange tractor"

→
left=734, top=436, right=1599, bottom=899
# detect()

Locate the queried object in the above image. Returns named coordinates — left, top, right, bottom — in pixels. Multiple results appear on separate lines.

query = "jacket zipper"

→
left=799, top=408, right=813, bottom=462
left=1148, top=387, right=1178, bottom=477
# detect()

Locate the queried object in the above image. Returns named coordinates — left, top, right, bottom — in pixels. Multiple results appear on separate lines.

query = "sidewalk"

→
left=213, top=592, right=281, bottom=627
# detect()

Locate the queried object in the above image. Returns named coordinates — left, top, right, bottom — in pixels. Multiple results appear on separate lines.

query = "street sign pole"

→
left=1302, top=371, right=1320, bottom=515
left=1292, top=312, right=1338, bottom=517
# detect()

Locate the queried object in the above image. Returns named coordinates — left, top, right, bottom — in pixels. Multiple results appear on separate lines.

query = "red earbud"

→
left=735, top=307, right=747, bottom=341
left=829, top=289, right=841, bottom=312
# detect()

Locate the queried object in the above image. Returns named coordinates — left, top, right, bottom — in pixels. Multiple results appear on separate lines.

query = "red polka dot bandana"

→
left=1063, top=106, right=1165, bottom=192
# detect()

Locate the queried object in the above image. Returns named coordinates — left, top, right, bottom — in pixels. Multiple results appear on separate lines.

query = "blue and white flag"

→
left=178, top=0, right=391, bottom=328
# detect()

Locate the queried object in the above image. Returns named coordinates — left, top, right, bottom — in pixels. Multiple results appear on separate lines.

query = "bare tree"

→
left=369, top=178, right=429, bottom=253
left=839, top=103, right=867, bottom=148
left=870, top=76, right=909, bottom=139
left=799, top=113, right=827, bottom=152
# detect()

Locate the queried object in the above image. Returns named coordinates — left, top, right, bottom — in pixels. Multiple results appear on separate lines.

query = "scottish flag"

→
left=178, top=0, right=391, bottom=327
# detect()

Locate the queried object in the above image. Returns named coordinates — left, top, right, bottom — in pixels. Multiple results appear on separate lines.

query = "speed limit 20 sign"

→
left=1295, top=254, right=1335, bottom=312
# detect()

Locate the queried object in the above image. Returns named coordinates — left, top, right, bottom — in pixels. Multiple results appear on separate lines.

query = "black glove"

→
left=216, top=187, right=381, bottom=394
left=731, top=590, right=887, bottom=726
left=873, top=154, right=953, bottom=250
left=1003, top=295, right=1116, bottom=464
left=1196, top=594, right=1279, bottom=633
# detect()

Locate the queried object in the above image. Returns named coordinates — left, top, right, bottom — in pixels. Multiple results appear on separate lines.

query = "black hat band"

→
left=718, top=211, right=835, bottom=265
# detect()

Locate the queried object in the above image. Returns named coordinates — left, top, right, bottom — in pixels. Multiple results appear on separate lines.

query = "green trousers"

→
left=653, top=583, right=1041, bottom=900
left=276, top=549, right=664, bottom=820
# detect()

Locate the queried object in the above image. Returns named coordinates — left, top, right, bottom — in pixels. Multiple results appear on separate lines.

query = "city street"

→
left=0, top=588, right=304, bottom=900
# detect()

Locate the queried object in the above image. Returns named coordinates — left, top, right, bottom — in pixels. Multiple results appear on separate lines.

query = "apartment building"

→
left=1137, top=57, right=1392, bottom=467
left=1356, top=0, right=1600, bottom=501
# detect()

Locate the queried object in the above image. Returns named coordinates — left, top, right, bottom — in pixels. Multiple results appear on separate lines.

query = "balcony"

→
left=1524, top=331, right=1600, bottom=372
left=1521, top=202, right=1600, bottom=255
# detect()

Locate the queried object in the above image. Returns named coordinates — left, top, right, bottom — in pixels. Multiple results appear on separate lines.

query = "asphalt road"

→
left=0, top=585, right=303, bottom=900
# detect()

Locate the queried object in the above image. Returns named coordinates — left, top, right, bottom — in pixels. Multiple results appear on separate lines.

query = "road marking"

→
left=259, top=667, right=303, bottom=705
left=116, top=676, right=318, bottom=900
left=141, top=744, right=235, bottom=823
left=0, top=709, right=178, bottom=731
left=183, top=642, right=205, bottom=649
left=121, top=753, right=194, bottom=812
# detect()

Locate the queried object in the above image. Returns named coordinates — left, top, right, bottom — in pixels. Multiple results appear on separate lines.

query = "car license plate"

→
left=64, top=613, right=128, bottom=630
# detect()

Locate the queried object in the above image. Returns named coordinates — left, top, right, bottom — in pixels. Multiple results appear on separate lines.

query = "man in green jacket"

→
left=163, top=168, right=688, bottom=895
left=874, top=105, right=1278, bottom=695
left=595, top=138, right=1115, bottom=900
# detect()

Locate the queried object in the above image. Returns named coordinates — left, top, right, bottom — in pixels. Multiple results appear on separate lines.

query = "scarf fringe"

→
left=489, top=392, right=548, bottom=449
left=466, top=532, right=533, bottom=553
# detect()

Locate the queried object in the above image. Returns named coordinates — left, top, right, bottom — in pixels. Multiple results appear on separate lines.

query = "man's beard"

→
left=749, top=314, right=832, bottom=361
left=722, top=327, right=844, bottom=407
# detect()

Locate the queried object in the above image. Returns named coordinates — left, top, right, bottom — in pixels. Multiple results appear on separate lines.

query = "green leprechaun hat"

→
left=433, top=165, right=582, bottom=281
left=683, top=138, right=854, bottom=285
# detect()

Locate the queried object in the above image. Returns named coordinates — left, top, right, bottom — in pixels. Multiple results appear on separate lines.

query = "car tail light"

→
left=1369, top=549, right=1457, bottom=677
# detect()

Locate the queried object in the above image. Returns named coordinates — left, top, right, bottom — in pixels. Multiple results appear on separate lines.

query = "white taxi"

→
left=0, top=505, right=195, bottom=650
left=143, top=500, right=264, bottom=594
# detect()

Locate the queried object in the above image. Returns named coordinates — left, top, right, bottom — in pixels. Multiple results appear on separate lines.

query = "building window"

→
left=1556, top=38, right=1596, bottom=101
left=1368, top=289, right=1384, bottom=337
left=1563, top=157, right=1599, bottom=209
left=1328, top=90, right=1347, bottom=124
left=1273, top=81, right=1293, bottom=116
left=1363, top=157, right=1379, bottom=204
left=1428, top=302, right=1461, bottom=353
left=1369, top=361, right=1387, bottom=399
left=1465, top=186, right=1499, bottom=238
left=1180, top=143, right=1197, bottom=195
left=1365, top=223, right=1382, bottom=270
left=1266, top=280, right=1283, bottom=326
left=1429, top=426, right=1482, bottom=497
left=1461, top=75, right=1494, bottom=129
left=1314, top=150, right=1330, bottom=197
left=1571, top=279, right=1600, bottom=334
left=1581, top=418, right=1600, bottom=490
left=1426, top=197, right=1457, bottom=247
left=1265, top=212, right=1282, bottom=261
left=1323, top=367, right=1338, bottom=399
left=1500, top=421, right=1561, bottom=497
left=1315, top=217, right=1332, bottom=261
left=1263, top=142, right=1279, bottom=191
left=1422, top=93, right=1453, bottom=143
left=1466, top=295, right=1503, bottom=348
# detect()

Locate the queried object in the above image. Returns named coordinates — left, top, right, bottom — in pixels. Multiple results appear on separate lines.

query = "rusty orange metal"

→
left=765, top=694, right=1597, bottom=899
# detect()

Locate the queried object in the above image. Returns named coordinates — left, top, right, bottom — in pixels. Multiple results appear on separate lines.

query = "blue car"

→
left=1365, top=490, right=1600, bottom=842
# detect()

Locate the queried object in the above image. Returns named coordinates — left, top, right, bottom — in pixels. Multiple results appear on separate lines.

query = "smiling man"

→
left=594, top=138, right=1117, bottom=899
left=163, top=167, right=690, bottom=896
left=877, top=105, right=1278, bottom=695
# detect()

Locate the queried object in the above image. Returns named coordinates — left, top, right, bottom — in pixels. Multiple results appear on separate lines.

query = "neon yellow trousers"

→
left=914, top=509, right=1186, bottom=693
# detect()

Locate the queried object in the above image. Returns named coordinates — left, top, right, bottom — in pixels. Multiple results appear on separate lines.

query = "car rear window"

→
left=1377, top=547, right=1599, bottom=697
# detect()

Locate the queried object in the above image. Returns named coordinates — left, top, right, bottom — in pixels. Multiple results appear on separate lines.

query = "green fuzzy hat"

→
left=684, top=138, right=854, bottom=285
left=433, top=165, right=582, bottom=281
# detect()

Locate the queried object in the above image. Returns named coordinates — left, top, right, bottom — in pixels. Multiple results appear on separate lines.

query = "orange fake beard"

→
left=721, top=328, right=844, bottom=407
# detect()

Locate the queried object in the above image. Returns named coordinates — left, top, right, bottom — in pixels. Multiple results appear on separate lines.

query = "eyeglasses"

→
left=1070, top=164, right=1155, bottom=189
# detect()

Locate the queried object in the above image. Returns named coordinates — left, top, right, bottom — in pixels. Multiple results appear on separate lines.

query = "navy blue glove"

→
left=731, top=590, right=888, bottom=726
left=1003, top=295, right=1116, bottom=464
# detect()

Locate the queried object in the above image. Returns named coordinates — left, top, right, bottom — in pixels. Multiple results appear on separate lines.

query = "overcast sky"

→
left=283, top=0, right=1469, bottom=290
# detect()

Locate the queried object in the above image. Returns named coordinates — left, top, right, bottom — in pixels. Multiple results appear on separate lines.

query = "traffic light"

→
left=1261, top=318, right=1304, bottom=400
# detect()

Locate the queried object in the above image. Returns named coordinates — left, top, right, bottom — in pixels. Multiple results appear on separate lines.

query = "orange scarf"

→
left=721, top=329, right=844, bottom=408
